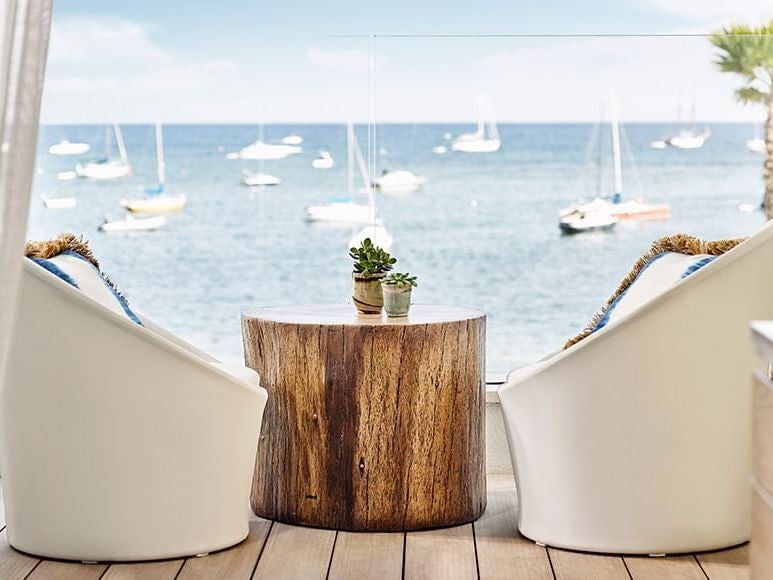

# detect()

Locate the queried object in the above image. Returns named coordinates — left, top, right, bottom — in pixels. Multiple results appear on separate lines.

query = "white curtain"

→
left=0, top=0, right=53, bottom=380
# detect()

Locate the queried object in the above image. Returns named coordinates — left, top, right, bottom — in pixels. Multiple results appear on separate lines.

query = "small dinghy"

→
left=373, top=169, right=426, bottom=194
left=311, top=150, right=334, bottom=169
left=559, top=210, right=618, bottom=234
left=49, top=139, right=90, bottom=156
left=99, top=214, right=166, bottom=233
left=42, top=194, right=77, bottom=209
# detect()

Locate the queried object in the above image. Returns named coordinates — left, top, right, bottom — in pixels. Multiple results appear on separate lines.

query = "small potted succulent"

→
left=381, top=272, right=417, bottom=317
left=349, top=238, right=396, bottom=314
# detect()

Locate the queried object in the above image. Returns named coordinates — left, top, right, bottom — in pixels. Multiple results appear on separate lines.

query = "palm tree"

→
left=710, top=21, right=773, bottom=218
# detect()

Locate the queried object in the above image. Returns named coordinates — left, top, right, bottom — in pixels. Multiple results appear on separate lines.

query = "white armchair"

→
left=0, top=259, right=268, bottom=562
left=499, top=220, right=773, bottom=554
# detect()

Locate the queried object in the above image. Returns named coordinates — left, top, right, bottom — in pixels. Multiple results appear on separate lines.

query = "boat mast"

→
left=610, top=98, right=623, bottom=196
left=347, top=121, right=355, bottom=196
left=114, top=124, right=129, bottom=166
left=155, top=123, right=165, bottom=187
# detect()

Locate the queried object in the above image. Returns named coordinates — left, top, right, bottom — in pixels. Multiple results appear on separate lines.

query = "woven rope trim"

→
left=24, top=232, right=128, bottom=302
left=563, top=233, right=747, bottom=350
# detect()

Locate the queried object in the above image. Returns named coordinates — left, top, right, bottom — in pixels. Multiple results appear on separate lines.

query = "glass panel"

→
left=370, top=34, right=769, bottom=377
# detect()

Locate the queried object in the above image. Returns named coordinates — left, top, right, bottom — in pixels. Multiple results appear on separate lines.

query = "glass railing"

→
left=31, top=32, right=772, bottom=379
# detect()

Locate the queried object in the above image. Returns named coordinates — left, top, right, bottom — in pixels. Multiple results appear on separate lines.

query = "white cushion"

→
left=29, top=252, right=143, bottom=325
left=210, top=363, right=261, bottom=388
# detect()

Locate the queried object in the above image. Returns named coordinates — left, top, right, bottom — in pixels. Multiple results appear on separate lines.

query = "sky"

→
left=41, top=0, right=773, bottom=124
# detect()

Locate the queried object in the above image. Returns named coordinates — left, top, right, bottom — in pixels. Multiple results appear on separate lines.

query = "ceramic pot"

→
left=381, top=284, right=412, bottom=317
left=352, top=273, right=385, bottom=314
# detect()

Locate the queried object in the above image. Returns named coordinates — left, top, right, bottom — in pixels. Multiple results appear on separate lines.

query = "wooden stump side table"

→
left=241, top=304, right=486, bottom=532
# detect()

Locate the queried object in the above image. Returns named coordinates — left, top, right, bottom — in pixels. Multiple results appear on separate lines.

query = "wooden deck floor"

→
left=0, top=476, right=749, bottom=579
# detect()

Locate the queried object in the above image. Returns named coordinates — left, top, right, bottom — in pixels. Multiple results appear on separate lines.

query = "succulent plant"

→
left=382, top=272, right=418, bottom=288
left=349, top=238, right=396, bottom=277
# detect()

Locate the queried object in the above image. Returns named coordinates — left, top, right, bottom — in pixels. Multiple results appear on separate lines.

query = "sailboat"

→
left=75, top=124, right=131, bottom=180
left=121, top=124, right=187, bottom=214
left=451, top=97, right=501, bottom=153
left=664, top=101, right=710, bottom=149
left=281, top=134, right=304, bottom=146
left=49, top=139, right=90, bottom=156
left=305, top=122, right=376, bottom=226
left=747, top=125, right=766, bottom=153
left=99, top=214, right=166, bottom=233
left=560, top=100, right=670, bottom=234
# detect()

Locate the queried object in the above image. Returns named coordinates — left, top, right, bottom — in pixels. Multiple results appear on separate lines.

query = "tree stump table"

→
left=241, top=304, right=486, bottom=531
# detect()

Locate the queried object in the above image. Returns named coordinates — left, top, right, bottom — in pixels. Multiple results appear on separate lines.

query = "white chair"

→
left=0, top=259, right=268, bottom=562
left=499, top=220, right=773, bottom=555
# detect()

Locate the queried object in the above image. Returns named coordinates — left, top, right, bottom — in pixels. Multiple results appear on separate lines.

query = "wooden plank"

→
left=177, top=518, right=271, bottom=580
left=696, top=544, right=749, bottom=580
left=474, top=476, right=552, bottom=579
left=625, top=555, right=706, bottom=580
left=102, top=559, right=183, bottom=579
left=0, top=528, right=39, bottom=579
left=327, top=532, right=403, bottom=580
left=404, top=524, right=477, bottom=580
left=27, top=560, right=107, bottom=579
left=252, top=523, right=336, bottom=580
left=549, top=548, right=628, bottom=579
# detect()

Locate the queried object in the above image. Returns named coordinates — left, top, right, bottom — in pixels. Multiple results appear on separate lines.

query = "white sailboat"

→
left=99, top=214, right=166, bottom=233
left=664, top=102, right=710, bottom=150
left=305, top=122, right=375, bottom=226
left=75, top=124, right=131, bottom=180
left=451, top=97, right=501, bottom=153
left=49, top=139, right=90, bottom=156
left=747, top=125, right=766, bottom=153
left=121, top=124, right=187, bottom=214
left=560, top=100, right=670, bottom=233
left=41, top=193, right=77, bottom=209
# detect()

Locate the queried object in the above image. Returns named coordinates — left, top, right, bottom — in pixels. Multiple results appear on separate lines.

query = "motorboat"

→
left=99, top=214, right=166, bottom=233
left=559, top=210, right=618, bottom=234
left=451, top=96, right=501, bottom=153
left=120, top=124, right=187, bottom=214
left=241, top=170, right=281, bottom=187
left=373, top=169, right=426, bottom=194
left=312, top=151, right=335, bottom=169
left=560, top=98, right=670, bottom=231
left=649, top=140, right=667, bottom=149
left=75, top=124, right=131, bottom=180
left=432, top=145, right=447, bottom=154
left=281, top=134, right=304, bottom=146
left=236, top=141, right=301, bottom=160
left=49, top=139, right=90, bottom=156
left=41, top=194, right=76, bottom=209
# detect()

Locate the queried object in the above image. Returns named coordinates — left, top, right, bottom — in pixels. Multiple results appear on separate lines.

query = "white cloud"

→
left=42, top=16, right=242, bottom=123
left=644, top=0, right=773, bottom=25
left=470, top=36, right=764, bottom=122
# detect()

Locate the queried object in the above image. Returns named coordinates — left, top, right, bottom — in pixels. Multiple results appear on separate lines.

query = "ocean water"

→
left=29, top=123, right=766, bottom=377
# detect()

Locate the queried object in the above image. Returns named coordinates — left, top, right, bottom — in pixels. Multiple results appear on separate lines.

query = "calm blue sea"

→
left=29, top=123, right=766, bottom=377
